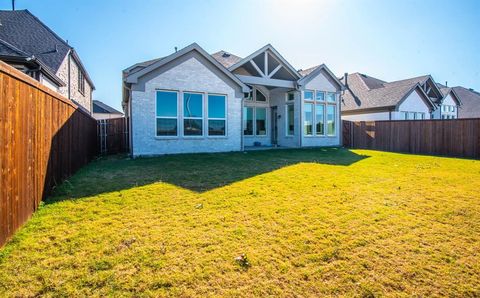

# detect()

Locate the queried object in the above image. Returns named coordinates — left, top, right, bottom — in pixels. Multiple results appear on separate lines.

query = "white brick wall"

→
left=131, top=56, right=243, bottom=156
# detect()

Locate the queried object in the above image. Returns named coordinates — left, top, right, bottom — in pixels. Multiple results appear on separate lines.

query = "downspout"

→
left=67, top=51, right=71, bottom=99
left=240, top=94, right=244, bottom=151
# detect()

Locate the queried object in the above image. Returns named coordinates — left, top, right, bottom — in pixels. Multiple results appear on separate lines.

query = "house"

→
left=93, top=100, right=124, bottom=120
left=0, top=9, right=95, bottom=112
left=340, top=73, right=453, bottom=121
left=444, top=86, right=480, bottom=119
left=122, top=43, right=344, bottom=156
left=434, top=84, right=462, bottom=119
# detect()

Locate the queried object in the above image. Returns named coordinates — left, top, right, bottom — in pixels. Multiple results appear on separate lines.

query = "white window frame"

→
left=207, top=93, right=228, bottom=137
left=255, top=107, right=267, bottom=136
left=183, top=91, right=204, bottom=137
left=286, top=91, right=295, bottom=102
left=254, top=87, right=268, bottom=103
left=303, top=89, right=337, bottom=137
left=243, top=106, right=254, bottom=136
left=285, top=103, right=294, bottom=137
left=155, top=89, right=179, bottom=138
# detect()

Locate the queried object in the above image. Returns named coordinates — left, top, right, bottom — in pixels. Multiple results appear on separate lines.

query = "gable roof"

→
left=297, top=64, right=345, bottom=90
left=341, top=73, right=435, bottom=111
left=93, top=100, right=123, bottom=115
left=436, top=84, right=462, bottom=106
left=0, top=9, right=94, bottom=88
left=228, top=44, right=301, bottom=80
left=124, top=43, right=250, bottom=92
left=451, top=86, right=480, bottom=118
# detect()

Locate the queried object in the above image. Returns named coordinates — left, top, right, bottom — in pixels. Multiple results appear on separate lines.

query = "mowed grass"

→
left=1, top=148, right=480, bottom=297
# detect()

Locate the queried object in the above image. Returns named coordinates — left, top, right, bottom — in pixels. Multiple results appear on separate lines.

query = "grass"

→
left=0, top=148, right=479, bottom=297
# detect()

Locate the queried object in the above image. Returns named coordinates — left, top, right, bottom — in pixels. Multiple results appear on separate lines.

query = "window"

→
left=183, top=92, right=203, bottom=136
left=256, top=107, right=267, bottom=135
left=402, top=112, right=408, bottom=120
left=255, top=89, right=267, bottom=102
left=208, top=94, right=226, bottom=136
left=286, top=104, right=294, bottom=136
left=78, top=71, right=85, bottom=94
left=304, top=103, right=313, bottom=135
left=327, top=105, right=336, bottom=136
left=415, top=112, right=425, bottom=120
left=315, top=91, right=325, bottom=101
left=287, top=92, right=295, bottom=102
left=408, top=112, right=415, bottom=120
left=156, top=90, right=178, bottom=136
left=304, top=90, right=314, bottom=101
left=243, top=107, right=253, bottom=135
left=315, top=104, right=325, bottom=135
left=326, top=92, right=336, bottom=103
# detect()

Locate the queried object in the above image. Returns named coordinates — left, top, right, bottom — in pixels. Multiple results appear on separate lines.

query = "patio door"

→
left=271, top=106, right=278, bottom=146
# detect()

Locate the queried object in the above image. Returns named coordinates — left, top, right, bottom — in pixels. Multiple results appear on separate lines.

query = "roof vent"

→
left=360, top=73, right=367, bottom=78
left=469, top=88, right=474, bottom=91
left=222, top=52, right=231, bottom=58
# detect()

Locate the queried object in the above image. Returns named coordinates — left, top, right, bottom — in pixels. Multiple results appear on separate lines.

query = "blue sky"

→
left=2, top=0, right=480, bottom=110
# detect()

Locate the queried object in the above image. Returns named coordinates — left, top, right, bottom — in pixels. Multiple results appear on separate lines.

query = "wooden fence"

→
left=0, top=61, right=98, bottom=247
left=97, top=117, right=129, bottom=154
left=343, top=119, right=480, bottom=158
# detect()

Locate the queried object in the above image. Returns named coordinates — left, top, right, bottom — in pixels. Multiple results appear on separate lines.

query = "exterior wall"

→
left=39, top=73, right=60, bottom=92
left=440, top=93, right=458, bottom=119
left=56, top=54, right=93, bottom=113
left=301, top=70, right=342, bottom=147
left=342, top=111, right=391, bottom=121
left=395, top=89, right=432, bottom=120
left=131, top=54, right=243, bottom=156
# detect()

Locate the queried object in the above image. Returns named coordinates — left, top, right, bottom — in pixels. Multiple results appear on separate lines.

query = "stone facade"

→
left=56, top=54, right=93, bottom=112
left=131, top=53, right=243, bottom=157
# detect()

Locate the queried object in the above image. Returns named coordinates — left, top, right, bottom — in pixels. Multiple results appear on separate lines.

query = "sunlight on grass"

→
left=0, top=148, right=479, bottom=296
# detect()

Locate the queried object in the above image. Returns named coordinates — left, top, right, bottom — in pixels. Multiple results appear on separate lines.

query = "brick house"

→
left=0, top=9, right=95, bottom=113
left=122, top=43, right=344, bottom=156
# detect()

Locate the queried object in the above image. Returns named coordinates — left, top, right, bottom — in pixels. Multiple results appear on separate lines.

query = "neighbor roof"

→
left=93, top=100, right=123, bottom=115
left=341, top=73, right=434, bottom=111
left=451, top=86, right=480, bottom=118
left=0, top=9, right=94, bottom=88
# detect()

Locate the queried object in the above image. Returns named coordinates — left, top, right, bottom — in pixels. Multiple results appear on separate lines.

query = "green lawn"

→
left=1, top=148, right=479, bottom=297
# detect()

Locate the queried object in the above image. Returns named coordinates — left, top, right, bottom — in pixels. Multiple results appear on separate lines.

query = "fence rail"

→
left=342, top=119, right=480, bottom=158
left=0, top=61, right=98, bottom=247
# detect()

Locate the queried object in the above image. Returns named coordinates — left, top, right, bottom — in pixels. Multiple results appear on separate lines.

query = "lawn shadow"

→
left=46, top=147, right=369, bottom=203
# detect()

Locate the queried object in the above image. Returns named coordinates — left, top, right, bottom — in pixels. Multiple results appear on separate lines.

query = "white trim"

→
left=250, top=60, right=265, bottom=77
left=207, top=93, right=228, bottom=137
left=235, top=75, right=295, bottom=88
left=302, top=90, right=338, bottom=137
left=268, top=64, right=283, bottom=79
left=155, top=89, right=180, bottom=138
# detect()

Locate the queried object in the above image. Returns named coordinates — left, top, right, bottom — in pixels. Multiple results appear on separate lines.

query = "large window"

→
left=243, top=107, right=253, bottom=135
left=304, top=103, right=313, bottom=135
left=208, top=94, right=226, bottom=136
left=78, top=71, right=85, bottom=94
left=304, top=90, right=336, bottom=136
left=256, top=107, right=267, bottom=135
left=156, top=90, right=178, bottom=136
left=286, top=104, right=294, bottom=136
left=327, top=105, right=336, bottom=136
left=183, top=92, right=203, bottom=136
left=315, top=104, right=325, bottom=135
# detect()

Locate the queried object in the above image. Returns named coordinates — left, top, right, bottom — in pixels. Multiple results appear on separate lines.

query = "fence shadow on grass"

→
left=46, top=147, right=369, bottom=203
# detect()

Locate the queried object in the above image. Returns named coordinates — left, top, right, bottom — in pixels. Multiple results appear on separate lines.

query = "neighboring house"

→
left=435, top=83, right=462, bottom=119
left=122, top=43, right=344, bottom=156
left=447, top=86, right=480, bottom=119
left=0, top=9, right=95, bottom=112
left=93, top=100, right=124, bottom=120
left=340, top=73, right=447, bottom=121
